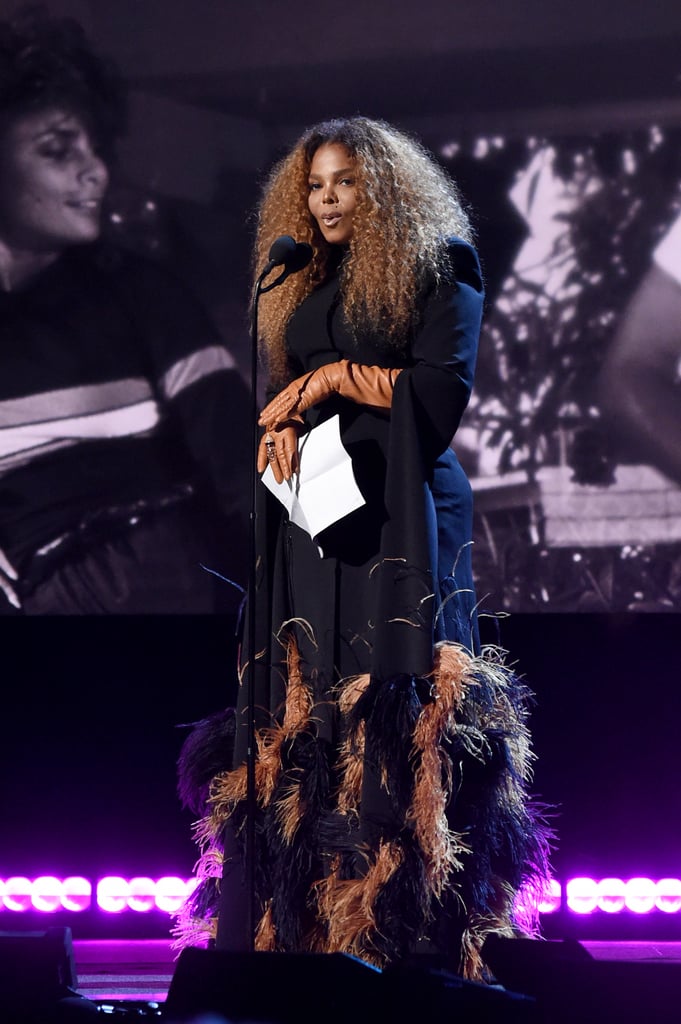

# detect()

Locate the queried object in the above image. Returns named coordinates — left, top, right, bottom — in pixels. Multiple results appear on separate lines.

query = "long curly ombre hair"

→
left=253, top=116, right=474, bottom=385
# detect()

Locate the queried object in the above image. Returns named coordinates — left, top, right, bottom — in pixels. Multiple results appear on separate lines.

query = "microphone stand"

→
left=245, top=260, right=291, bottom=950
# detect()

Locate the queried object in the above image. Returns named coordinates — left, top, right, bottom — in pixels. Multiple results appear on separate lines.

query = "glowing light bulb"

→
left=97, top=876, right=129, bottom=914
left=624, top=877, right=656, bottom=914
left=155, top=876, right=189, bottom=913
left=538, top=877, right=562, bottom=914
left=596, top=877, right=626, bottom=914
left=655, top=878, right=681, bottom=914
left=62, top=876, right=92, bottom=912
left=128, top=877, right=156, bottom=913
left=566, top=877, right=598, bottom=914
left=31, top=876, right=62, bottom=913
left=3, top=877, right=32, bottom=912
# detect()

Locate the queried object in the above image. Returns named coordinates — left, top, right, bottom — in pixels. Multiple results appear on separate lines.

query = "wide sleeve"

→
left=371, top=239, right=484, bottom=681
left=395, top=237, right=484, bottom=461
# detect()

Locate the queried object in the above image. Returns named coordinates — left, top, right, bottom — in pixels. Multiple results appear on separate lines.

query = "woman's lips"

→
left=66, top=197, right=103, bottom=213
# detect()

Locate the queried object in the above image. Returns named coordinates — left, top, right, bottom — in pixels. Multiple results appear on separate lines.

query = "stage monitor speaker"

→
left=0, top=926, right=89, bottom=1021
left=164, top=947, right=537, bottom=1024
left=165, top=949, right=380, bottom=1024
left=482, top=935, right=681, bottom=1024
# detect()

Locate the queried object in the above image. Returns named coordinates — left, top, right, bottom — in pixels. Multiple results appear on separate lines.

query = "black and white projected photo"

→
left=445, top=126, right=681, bottom=612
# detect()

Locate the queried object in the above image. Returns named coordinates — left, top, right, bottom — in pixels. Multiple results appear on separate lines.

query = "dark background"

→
left=2, top=0, right=681, bottom=938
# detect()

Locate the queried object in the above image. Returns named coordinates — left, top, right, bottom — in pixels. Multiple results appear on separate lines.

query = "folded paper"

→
left=262, top=415, right=366, bottom=548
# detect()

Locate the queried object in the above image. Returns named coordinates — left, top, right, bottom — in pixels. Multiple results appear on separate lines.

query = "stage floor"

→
left=75, top=938, right=175, bottom=1005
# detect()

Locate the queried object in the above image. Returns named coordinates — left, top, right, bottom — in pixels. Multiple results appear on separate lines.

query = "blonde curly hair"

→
left=253, top=116, right=474, bottom=385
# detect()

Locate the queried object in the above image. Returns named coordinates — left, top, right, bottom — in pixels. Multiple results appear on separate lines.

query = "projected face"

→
left=0, top=108, right=108, bottom=254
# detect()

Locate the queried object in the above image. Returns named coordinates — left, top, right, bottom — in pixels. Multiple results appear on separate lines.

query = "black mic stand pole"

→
left=245, top=261, right=290, bottom=951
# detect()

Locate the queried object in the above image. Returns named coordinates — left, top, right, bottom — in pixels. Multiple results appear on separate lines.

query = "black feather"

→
left=176, top=707, right=236, bottom=815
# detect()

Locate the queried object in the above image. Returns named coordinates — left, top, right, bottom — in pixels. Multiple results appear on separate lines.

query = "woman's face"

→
left=0, top=107, right=109, bottom=253
left=307, top=142, right=358, bottom=246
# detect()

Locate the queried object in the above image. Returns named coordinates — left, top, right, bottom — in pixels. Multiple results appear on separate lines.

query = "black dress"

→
left=175, top=238, right=551, bottom=978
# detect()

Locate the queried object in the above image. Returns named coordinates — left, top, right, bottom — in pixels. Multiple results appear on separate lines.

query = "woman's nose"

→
left=79, top=148, right=109, bottom=189
left=322, top=185, right=337, bottom=203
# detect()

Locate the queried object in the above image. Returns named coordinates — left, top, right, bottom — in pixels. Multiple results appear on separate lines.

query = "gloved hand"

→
left=258, top=359, right=402, bottom=431
left=257, top=417, right=304, bottom=484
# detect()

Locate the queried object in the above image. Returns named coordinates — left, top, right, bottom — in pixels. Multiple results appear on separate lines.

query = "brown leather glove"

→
left=257, top=417, right=304, bottom=483
left=258, top=359, right=402, bottom=431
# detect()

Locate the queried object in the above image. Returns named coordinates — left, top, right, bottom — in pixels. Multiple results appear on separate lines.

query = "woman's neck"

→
left=0, top=241, right=59, bottom=292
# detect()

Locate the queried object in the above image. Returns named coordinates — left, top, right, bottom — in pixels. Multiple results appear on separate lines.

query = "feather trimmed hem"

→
left=172, top=640, right=554, bottom=979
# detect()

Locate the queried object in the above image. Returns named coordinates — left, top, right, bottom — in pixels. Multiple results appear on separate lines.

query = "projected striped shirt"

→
left=0, top=346, right=235, bottom=477
left=0, top=244, right=250, bottom=573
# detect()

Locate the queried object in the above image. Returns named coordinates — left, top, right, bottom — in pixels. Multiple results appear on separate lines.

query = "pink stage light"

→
left=94, top=875, right=197, bottom=913
left=155, top=875, right=192, bottom=913
left=537, top=877, right=562, bottom=914
left=564, top=876, right=681, bottom=915
left=61, top=876, right=92, bottom=912
left=596, top=877, right=626, bottom=914
left=1, top=876, right=91, bottom=912
left=655, top=878, right=681, bottom=913
left=127, top=877, right=157, bottom=913
left=624, top=877, right=657, bottom=914
left=31, top=875, right=63, bottom=913
left=2, top=877, right=33, bottom=912
left=514, top=877, right=562, bottom=917
left=5, top=872, right=681, bottom=918
left=96, top=876, right=130, bottom=914
left=1, top=875, right=197, bottom=914
left=566, top=876, right=599, bottom=914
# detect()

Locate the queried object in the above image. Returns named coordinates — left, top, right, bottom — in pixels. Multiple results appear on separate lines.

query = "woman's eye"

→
left=39, top=143, right=71, bottom=161
left=308, top=182, right=321, bottom=190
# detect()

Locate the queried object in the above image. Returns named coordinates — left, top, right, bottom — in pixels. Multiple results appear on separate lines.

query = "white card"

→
left=262, top=414, right=366, bottom=545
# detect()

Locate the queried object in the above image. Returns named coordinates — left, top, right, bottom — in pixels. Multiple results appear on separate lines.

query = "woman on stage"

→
left=177, top=116, right=551, bottom=979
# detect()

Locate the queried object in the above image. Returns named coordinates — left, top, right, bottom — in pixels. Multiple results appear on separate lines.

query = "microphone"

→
left=261, top=234, right=313, bottom=280
left=284, top=239, right=314, bottom=274
left=264, top=234, right=297, bottom=273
